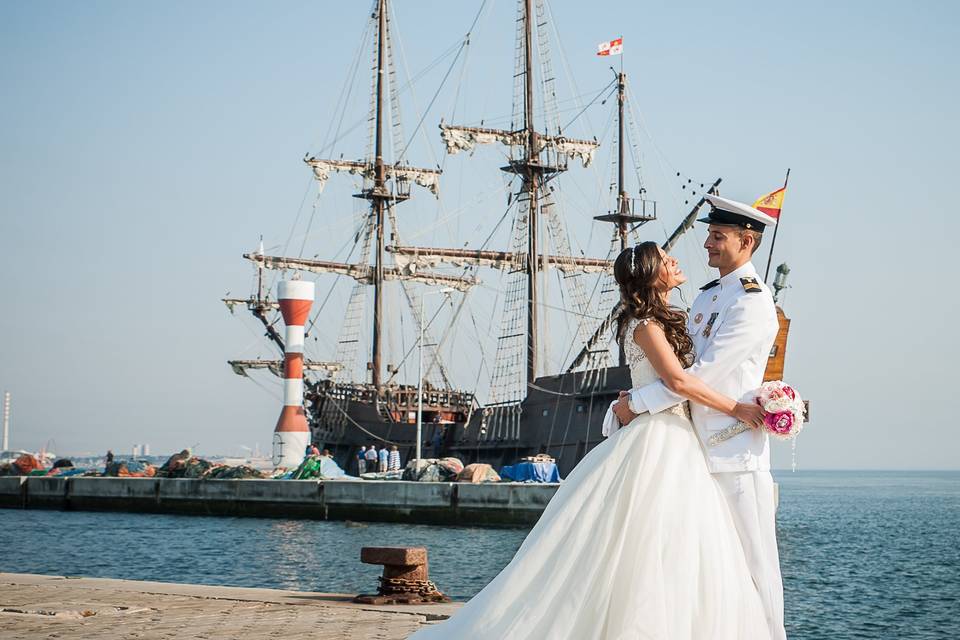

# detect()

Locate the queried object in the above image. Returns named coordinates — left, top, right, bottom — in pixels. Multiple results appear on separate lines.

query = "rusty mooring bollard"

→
left=353, top=546, right=450, bottom=604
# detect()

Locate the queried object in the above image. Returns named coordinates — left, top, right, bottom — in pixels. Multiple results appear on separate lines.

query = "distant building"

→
left=142, top=443, right=150, bottom=456
left=132, top=444, right=141, bottom=457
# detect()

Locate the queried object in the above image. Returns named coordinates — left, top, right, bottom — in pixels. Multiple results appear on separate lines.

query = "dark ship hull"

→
left=309, top=366, right=629, bottom=478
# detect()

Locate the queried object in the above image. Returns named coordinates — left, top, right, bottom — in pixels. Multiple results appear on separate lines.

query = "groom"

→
left=613, top=193, right=787, bottom=640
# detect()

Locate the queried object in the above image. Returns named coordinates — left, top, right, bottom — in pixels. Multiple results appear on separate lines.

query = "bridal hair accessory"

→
left=708, top=381, right=807, bottom=468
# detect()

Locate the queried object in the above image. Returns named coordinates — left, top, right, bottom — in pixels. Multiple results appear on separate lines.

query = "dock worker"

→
left=388, top=445, right=401, bottom=471
left=364, top=444, right=378, bottom=471
left=357, top=446, right=367, bottom=474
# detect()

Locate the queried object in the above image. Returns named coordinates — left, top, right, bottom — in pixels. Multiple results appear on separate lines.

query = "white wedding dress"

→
left=409, top=318, right=770, bottom=640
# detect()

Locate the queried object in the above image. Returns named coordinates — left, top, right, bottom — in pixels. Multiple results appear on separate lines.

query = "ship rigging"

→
left=223, top=0, right=795, bottom=474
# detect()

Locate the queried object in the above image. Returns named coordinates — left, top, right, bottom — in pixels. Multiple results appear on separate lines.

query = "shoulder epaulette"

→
left=699, top=279, right=720, bottom=291
left=740, top=276, right=762, bottom=293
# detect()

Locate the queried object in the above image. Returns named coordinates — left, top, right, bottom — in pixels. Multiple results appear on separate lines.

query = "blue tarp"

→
left=287, top=455, right=350, bottom=480
left=500, top=461, right=561, bottom=483
left=317, top=456, right=348, bottom=478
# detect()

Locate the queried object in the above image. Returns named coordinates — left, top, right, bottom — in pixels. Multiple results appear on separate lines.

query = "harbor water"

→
left=1, top=470, right=957, bottom=639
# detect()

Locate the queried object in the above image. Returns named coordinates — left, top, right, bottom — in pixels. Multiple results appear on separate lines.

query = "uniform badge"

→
left=740, top=276, right=762, bottom=293
left=694, top=313, right=703, bottom=324
left=701, top=312, right=718, bottom=338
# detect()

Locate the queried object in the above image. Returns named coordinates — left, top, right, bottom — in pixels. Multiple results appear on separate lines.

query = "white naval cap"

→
left=698, top=194, right=778, bottom=232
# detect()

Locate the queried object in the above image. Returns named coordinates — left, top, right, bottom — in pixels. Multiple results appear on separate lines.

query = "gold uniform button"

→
left=711, top=295, right=718, bottom=302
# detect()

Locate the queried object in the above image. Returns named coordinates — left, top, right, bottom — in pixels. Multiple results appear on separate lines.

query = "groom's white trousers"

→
left=713, top=470, right=787, bottom=640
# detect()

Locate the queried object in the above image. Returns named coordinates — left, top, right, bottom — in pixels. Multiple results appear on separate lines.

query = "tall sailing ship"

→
left=223, top=0, right=795, bottom=476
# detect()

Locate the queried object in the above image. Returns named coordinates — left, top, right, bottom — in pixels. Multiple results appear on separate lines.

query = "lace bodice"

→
left=623, top=317, right=691, bottom=419
left=623, top=318, right=659, bottom=388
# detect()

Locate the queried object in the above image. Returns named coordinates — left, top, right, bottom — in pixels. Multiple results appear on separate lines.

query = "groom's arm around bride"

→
left=613, top=285, right=777, bottom=437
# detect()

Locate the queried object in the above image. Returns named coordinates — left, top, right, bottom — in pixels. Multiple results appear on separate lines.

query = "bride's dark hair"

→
left=614, top=241, right=694, bottom=366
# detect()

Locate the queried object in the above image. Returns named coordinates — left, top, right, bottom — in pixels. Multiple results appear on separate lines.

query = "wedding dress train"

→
left=409, top=318, right=770, bottom=639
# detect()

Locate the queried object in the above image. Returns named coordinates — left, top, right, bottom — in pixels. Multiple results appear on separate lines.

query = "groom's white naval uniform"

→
left=628, top=194, right=787, bottom=640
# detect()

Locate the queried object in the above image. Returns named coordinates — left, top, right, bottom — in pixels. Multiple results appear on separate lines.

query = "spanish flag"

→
left=753, top=187, right=786, bottom=220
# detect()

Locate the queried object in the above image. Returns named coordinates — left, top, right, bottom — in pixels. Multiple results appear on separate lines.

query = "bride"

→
left=409, top=242, right=771, bottom=640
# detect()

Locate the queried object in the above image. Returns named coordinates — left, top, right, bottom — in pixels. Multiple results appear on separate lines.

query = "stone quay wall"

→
left=0, top=476, right=558, bottom=526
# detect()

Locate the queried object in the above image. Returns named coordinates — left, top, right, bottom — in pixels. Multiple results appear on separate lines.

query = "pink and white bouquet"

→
left=708, top=380, right=806, bottom=446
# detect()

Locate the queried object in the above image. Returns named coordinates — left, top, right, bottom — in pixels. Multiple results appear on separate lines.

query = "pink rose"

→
left=764, top=411, right=794, bottom=435
left=769, top=388, right=789, bottom=402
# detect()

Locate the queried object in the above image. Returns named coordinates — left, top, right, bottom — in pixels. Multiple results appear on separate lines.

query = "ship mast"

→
left=371, top=0, right=388, bottom=389
left=593, top=71, right=642, bottom=252
left=614, top=71, right=628, bottom=364
left=420, top=0, right=599, bottom=396
left=572, top=179, right=722, bottom=372
left=232, top=0, right=472, bottom=392
left=592, top=70, right=656, bottom=366
left=616, top=71, right=628, bottom=250
left=521, top=0, right=540, bottom=384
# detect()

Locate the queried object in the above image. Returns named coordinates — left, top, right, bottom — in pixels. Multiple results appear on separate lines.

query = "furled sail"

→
left=439, top=125, right=523, bottom=154
left=243, top=253, right=479, bottom=292
left=228, top=359, right=343, bottom=378
left=439, top=125, right=598, bottom=167
left=304, top=158, right=441, bottom=196
left=387, top=246, right=611, bottom=274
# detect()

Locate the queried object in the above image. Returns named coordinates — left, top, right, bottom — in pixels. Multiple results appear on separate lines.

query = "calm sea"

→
left=1, top=470, right=957, bottom=639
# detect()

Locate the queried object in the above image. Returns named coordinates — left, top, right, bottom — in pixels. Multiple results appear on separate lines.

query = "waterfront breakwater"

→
left=0, top=476, right=558, bottom=526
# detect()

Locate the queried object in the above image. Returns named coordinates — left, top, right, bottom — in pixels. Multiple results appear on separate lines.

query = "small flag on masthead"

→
left=597, top=37, right=623, bottom=56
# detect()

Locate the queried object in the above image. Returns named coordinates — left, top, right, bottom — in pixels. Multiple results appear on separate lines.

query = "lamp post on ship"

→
left=417, top=288, right=453, bottom=465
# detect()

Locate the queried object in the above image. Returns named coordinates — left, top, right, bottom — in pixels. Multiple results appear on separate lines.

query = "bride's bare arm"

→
left=632, top=321, right=764, bottom=426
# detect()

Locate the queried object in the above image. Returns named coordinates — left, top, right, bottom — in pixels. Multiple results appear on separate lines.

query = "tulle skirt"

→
left=408, top=410, right=770, bottom=640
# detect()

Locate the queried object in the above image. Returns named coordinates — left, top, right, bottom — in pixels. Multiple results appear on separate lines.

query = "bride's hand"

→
left=732, top=402, right=765, bottom=429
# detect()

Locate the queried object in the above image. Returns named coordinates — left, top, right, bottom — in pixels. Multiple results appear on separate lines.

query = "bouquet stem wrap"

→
left=707, top=381, right=806, bottom=447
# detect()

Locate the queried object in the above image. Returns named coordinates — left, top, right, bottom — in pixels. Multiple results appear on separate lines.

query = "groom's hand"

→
left=613, top=391, right=639, bottom=425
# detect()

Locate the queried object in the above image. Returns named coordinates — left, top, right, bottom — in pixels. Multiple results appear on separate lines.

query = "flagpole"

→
left=763, top=168, right=791, bottom=283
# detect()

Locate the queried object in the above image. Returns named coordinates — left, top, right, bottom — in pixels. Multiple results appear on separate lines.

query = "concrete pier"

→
left=0, top=476, right=558, bottom=526
left=0, top=572, right=460, bottom=639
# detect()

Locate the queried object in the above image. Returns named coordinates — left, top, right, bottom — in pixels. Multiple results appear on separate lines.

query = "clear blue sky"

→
left=1, top=0, right=957, bottom=469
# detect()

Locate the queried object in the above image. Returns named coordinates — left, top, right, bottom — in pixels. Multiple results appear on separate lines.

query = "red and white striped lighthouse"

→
left=272, top=279, right=315, bottom=468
